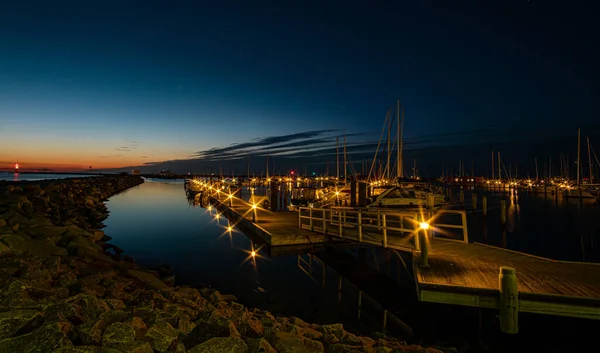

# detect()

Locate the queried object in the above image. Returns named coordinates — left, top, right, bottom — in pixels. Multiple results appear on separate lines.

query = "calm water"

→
left=103, top=180, right=600, bottom=352
left=103, top=179, right=376, bottom=332
left=0, top=172, right=103, bottom=182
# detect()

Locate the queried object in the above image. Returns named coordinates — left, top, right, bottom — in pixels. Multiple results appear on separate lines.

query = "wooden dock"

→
left=209, top=196, right=337, bottom=248
left=414, top=241, right=600, bottom=320
left=194, top=185, right=600, bottom=332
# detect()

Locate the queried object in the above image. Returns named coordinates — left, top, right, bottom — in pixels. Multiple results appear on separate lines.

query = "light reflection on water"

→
left=102, top=179, right=372, bottom=331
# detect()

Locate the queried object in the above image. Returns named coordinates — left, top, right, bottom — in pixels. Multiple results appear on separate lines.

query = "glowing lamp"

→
left=419, top=222, right=430, bottom=230
left=251, top=251, right=256, bottom=257
left=251, top=204, right=257, bottom=209
left=227, top=226, right=233, bottom=232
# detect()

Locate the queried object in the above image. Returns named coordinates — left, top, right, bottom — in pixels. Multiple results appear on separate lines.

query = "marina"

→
left=185, top=175, right=600, bottom=334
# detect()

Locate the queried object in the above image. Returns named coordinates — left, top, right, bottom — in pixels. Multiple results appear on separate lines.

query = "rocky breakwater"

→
left=0, top=176, right=445, bottom=353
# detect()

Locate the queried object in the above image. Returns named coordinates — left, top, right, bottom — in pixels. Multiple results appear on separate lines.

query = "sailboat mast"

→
left=343, top=130, right=348, bottom=185
left=266, top=152, right=269, bottom=179
left=587, top=136, right=593, bottom=183
left=386, top=108, right=391, bottom=180
left=577, top=128, right=581, bottom=186
left=498, top=151, right=501, bottom=181
left=397, top=101, right=404, bottom=178
left=336, top=136, right=340, bottom=182
left=535, top=157, right=539, bottom=180
left=491, top=151, right=495, bottom=180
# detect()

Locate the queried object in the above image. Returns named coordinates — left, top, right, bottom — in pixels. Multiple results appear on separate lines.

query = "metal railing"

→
left=298, top=207, right=468, bottom=251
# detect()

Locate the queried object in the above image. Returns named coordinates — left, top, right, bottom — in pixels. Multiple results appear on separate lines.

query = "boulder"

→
left=188, top=337, right=248, bottom=353
left=0, top=309, right=44, bottom=339
left=0, top=321, right=73, bottom=352
left=128, top=316, right=148, bottom=340
left=145, top=320, right=180, bottom=352
left=274, top=331, right=324, bottom=353
left=102, top=322, right=135, bottom=347
left=245, top=338, right=277, bottom=353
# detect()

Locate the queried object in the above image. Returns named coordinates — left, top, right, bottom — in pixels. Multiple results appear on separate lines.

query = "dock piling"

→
left=459, top=190, right=465, bottom=205
left=482, top=196, right=487, bottom=216
left=472, top=193, right=478, bottom=210
left=382, top=214, right=388, bottom=248
left=419, top=227, right=429, bottom=267
left=499, top=266, right=519, bottom=334
left=358, top=182, right=367, bottom=207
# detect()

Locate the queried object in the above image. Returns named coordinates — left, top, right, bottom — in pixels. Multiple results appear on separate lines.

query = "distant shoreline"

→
left=0, top=171, right=114, bottom=175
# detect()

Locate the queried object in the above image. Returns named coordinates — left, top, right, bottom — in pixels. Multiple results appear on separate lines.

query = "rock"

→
left=245, top=338, right=277, bottom=353
left=107, top=341, right=154, bottom=353
left=239, top=316, right=264, bottom=338
left=0, top=242, right=10, bottom=256
left=128, top=316, right=148, bottom=340
left=274, top=331, right=324, bottom=353
left=54, top=346, right=121, bottom=352
left=76, top=321, right=104, bottom=345
left=0, top=321, right=73, bottom=352
left=126, top=269, right=168, bottom=290
left=188, top=337, right=248, bottom=353
left=145, top=321, right=179, bottom=352
left=91, top=229, right=105, bottom=242
left=221, top=294, right=238, bottom=302
left=105, top=299, right=126, bottom=310
left=102, top=322, right=135, bottom=347
left=0, top=309, right=44, bottom=339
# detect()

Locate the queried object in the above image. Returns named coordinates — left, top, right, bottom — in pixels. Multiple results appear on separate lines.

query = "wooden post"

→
left=322, top=210, right=327, bottom=233
left=459, top=190, right=465, bottom=205
left=382, top=214, right=387, bottom=248
left=500, top=200, right=507, bottom=226
left=420, top=227, right=429, bottom=267
left=350, top=181, right=357, bottom=207
left=472, top=193, right=477, bottom=210
left=309, top=208, right=314, bottom=231
left=338, top=211, right=342, bottom=236
left=482, top=195, right=488, bottom=216
left=358, top=212, right=363, bottom=242
left=252, top=206, right=257, bottom=223
left=358, top=182, right=367, bottom=207
left=499, top=266, right=519, bottom=334
left=269, top=182, right=278, bottom=211
left=427, top=193, right=434, bottom=210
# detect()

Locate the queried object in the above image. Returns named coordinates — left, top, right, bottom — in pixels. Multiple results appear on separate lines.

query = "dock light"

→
left=215, top=213, right=220, bottom=220
left=251, top=203, right=257, bottom=209
left=251, top=251, right=256, bottom=257
left=207, top=205, right=212, bottom=211
left=419, top=222, right=430, bottom=230
left=227, top=194, right=233, bottom=199
left=335, top=191, right=340, bottom=196
left=227, top=226, right=233, bottom=232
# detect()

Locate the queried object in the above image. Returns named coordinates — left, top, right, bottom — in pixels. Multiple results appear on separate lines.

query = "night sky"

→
left=0, top=1, right=598, bottom=176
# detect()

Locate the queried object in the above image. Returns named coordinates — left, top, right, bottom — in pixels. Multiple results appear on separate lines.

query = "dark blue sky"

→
left=0, top=0, right=598, bottom=175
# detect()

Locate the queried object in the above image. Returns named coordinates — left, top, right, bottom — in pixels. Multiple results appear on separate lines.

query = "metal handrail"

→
left=298, top=207, right=469, bottom=248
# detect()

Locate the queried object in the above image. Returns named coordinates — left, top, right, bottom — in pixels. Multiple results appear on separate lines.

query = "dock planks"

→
left=414, top=240, right=600, bottom=319
left=211, top=197, right=334, bottom=247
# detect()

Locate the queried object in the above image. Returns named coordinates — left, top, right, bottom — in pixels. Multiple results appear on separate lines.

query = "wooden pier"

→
left=196, top=185, right=600, bottom=333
